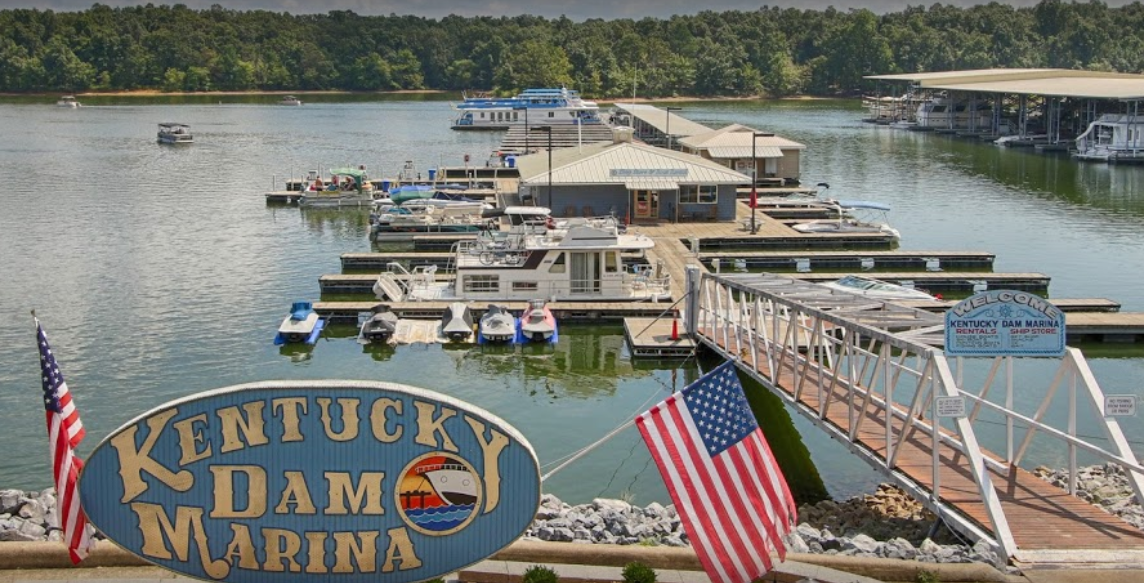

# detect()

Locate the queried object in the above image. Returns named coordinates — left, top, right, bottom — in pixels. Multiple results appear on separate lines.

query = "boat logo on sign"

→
left=77, top=381, right=540, bottom=583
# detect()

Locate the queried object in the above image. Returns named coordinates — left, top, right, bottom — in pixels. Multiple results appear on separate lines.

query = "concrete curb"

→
left=0, top=540, right=1016, bottom=583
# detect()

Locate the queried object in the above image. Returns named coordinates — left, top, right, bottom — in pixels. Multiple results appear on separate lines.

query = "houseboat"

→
left=1074, top=114, right=1144, bottom=163
left=157, top=123, right=193, bottom=144
left=914, top=97, right=992, bottom=131
left=373, top=216, right=671, bottom=302
left=451, top=87, right=602, bottom=130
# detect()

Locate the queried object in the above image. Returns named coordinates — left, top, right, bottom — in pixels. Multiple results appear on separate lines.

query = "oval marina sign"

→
left=79, top=381, right=540, bottom=583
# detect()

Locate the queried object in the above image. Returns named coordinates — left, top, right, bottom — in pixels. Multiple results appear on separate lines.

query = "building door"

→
left=632, top=190, right=659, bottom=220
left=570, top=252, right=600, bottom=295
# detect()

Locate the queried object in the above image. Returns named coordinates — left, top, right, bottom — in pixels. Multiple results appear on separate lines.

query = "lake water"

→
left=1, top=95, right=1142, bottom=506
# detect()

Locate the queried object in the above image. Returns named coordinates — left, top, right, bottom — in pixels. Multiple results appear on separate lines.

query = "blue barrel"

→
left=381, top=180, right=391, bottom=192
left=428, top=169, right=437, bottom=181
left=506, top=156, right=516, bottom=168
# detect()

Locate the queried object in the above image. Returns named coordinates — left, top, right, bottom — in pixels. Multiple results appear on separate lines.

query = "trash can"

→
left=427, top=169, right=437, bottom=181
left=505, top=156, right=516, bottom=168
left=380, top=180, right=391, bottom=192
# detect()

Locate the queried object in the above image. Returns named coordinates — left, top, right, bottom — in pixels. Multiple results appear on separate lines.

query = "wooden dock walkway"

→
left=697, top=324, right=1144, bottom=561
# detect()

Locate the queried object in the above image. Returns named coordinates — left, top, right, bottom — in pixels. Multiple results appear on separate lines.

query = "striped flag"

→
left=35, top=317, right=94, bottom=564
left=636, top=361, right=796, bottom=583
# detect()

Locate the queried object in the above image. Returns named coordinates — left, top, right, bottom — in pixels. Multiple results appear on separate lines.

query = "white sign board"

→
left=936, top=396, right=966, bottom=418
left=1105, top=395, right=1137, bottom=417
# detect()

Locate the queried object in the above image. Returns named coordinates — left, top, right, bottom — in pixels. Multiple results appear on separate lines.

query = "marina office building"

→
left=512, top=127, right=753, bottom=224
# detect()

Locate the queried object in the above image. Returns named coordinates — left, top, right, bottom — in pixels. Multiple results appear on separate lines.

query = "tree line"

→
left=1, top=0, right=1141, bottom=97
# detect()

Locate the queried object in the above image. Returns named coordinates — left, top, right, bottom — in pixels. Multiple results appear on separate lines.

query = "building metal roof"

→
left=706, top=146, right=783, bottom=158
left=865, top=69, right=1144, bottom=100
left=515, top=139, right=751, bottom=187
left=612, top=103, right=713, bottom=136
left=678, top=123, right=806, bottom=157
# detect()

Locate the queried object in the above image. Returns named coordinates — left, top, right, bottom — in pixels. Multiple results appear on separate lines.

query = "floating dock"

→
left=623, top=318, right=696, bottom=357
left=701, top=250, right=995, bottom=271
left=314, top=301, right=674, bottom=324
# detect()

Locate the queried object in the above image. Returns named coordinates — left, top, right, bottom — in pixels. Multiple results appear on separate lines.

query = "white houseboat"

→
left=373, top=216, right=671, bottom=302
left=451, top=87, right=602, bottom=130
left=914, top=97, right=992, bottom=131
left=1074, top=114, right=1144, bottom=163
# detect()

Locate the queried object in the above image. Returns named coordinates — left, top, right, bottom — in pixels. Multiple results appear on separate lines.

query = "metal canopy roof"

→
left=865, top=69, right=1144, bottom=100
left=612, top=103, right=713, bottom=136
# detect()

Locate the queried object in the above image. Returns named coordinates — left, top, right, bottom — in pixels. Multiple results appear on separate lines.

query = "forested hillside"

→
left=1, top=0, right=1141, bottom=96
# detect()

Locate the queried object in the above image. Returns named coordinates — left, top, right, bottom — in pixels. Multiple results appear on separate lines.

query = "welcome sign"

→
left=78, top=381, right=540, bottom=583
left=944, top=290, right=1066, bottom=357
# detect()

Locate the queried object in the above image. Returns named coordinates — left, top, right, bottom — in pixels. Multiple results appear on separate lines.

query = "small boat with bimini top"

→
left=821, top=275, right=936, bottom=302
left=280, top=95, right=303, bottom=106
left=478, top=304, right=517, bottom=344
left=274, top=301, right=325, bottom=344
left=791, top=199, right=900, bottom=241
left=518, top=299, right=557, bottom=343
left=57, top=95, right=81, bottom=108
left=157, top=123, right=193, bottom=145
left=441, top=302, right=475, bottom=342
left=359, top=304, right=399, bottom=344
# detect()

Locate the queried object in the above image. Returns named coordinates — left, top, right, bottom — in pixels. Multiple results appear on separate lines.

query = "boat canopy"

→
left=833, top=200, right=892, bottom=211
left=329, top=167, right=368, bottom=180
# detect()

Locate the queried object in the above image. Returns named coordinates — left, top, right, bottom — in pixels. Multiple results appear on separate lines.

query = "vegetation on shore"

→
left=0, top=0, right=1139, bottom=98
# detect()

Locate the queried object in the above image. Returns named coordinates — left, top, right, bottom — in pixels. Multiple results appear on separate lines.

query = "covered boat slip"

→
left=863, top=68, right=1144, bottom=157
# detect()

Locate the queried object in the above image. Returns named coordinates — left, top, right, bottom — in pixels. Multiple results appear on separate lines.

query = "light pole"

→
left=531, top=125, right=553, bottom=210
left=750, top=131, right=767, bottom=235
left=665, top=107, right=682, bottom=150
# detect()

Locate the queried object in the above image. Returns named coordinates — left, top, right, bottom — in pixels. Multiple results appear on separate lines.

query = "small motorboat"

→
left=478, top=304, right=516, bottom=344
left=518, top=299, right=557, bottom=343
left=275, top=301, right=324, bottom=344
left=359, top=304, right=399, bottom=344
left=441, top=302, right=474, bottom=342
left=821, top=275, right=937, bottom=301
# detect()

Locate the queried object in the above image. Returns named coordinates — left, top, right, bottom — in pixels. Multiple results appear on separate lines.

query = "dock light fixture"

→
left=531, top=125, right=553, bottom=210
left=750, top=131, right=768, bottom=235
left=665, top=107, right=682, bottom=150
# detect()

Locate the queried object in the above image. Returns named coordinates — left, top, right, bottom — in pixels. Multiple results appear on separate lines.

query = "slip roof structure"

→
left=865, top=68, right=1144, bottom=101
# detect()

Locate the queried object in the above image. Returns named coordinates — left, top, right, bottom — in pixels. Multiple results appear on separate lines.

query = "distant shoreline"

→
left=6, top=89, right=838, bottom=103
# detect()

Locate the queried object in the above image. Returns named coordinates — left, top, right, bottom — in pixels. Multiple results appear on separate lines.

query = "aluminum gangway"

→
left=683, top=268, right=1144, bottom=566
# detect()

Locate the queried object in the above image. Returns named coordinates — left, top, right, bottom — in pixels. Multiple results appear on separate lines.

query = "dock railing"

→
left=689, top=269, right=1144, bottom=561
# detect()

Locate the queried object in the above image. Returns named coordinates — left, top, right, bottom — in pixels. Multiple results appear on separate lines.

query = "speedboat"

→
left=478, top=304, right=516, bottom=343
left=451, top=87, right=602, bottom=130
left=279, top=95, right=303, bottom=106
left=359, top=304, right=399, bottom=344
left=820, top=275, right=936, bottom=301
left=791, top=200, right=900, bottom=240
left=275, top=301, right=324, bottom=344
left=157, top=122, right=193, bottom=144
left=518, top=299, right=557, bottom=343
left=56, top=95, right=80, bottom=108
left=441, top=302, right=474, bottom=342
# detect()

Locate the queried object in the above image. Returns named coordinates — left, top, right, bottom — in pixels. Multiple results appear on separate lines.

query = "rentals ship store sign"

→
left=944, top=290, right=1065, bottom=357
left=78, top=381, right=540, bottom=583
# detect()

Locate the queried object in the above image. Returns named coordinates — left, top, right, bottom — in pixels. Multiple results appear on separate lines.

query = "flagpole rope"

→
left=540, top=417, right=636, bottom=483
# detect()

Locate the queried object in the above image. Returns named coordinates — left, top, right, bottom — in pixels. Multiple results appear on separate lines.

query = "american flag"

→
left=36, top=318, right=93, bottom=564
left=636, top=361, right=796, bottom=583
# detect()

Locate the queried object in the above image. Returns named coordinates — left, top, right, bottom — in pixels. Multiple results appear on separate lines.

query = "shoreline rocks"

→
left=4, top=465, right=1139, bottom=573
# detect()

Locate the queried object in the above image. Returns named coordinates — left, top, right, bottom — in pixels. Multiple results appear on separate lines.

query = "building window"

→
left=513, top=281, right=538, bottom=291
left=605, top=252, right=619, bottom=273
left=680, top=184, right=718, bottom=204
left=548, top=112, right=555, bottom=118
left=463, top=275, right=499, bottom=293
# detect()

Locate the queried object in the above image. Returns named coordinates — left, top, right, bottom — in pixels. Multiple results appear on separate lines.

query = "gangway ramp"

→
left=685, top=270, right=1144, bottom=566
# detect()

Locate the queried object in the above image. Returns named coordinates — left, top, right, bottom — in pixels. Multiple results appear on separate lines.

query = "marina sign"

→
left=78, top=381, right=540, bottom=583
left=944, top=290, right=1065, bottom=357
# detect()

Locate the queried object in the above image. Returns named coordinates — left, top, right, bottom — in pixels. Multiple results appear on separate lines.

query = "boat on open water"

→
left=157, top=123, right=193, bottom=145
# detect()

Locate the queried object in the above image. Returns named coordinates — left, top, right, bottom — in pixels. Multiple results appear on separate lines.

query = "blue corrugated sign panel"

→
left=944, top=290, right=1066, bottom=357
left=78, top=381, right=540, bottom=583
